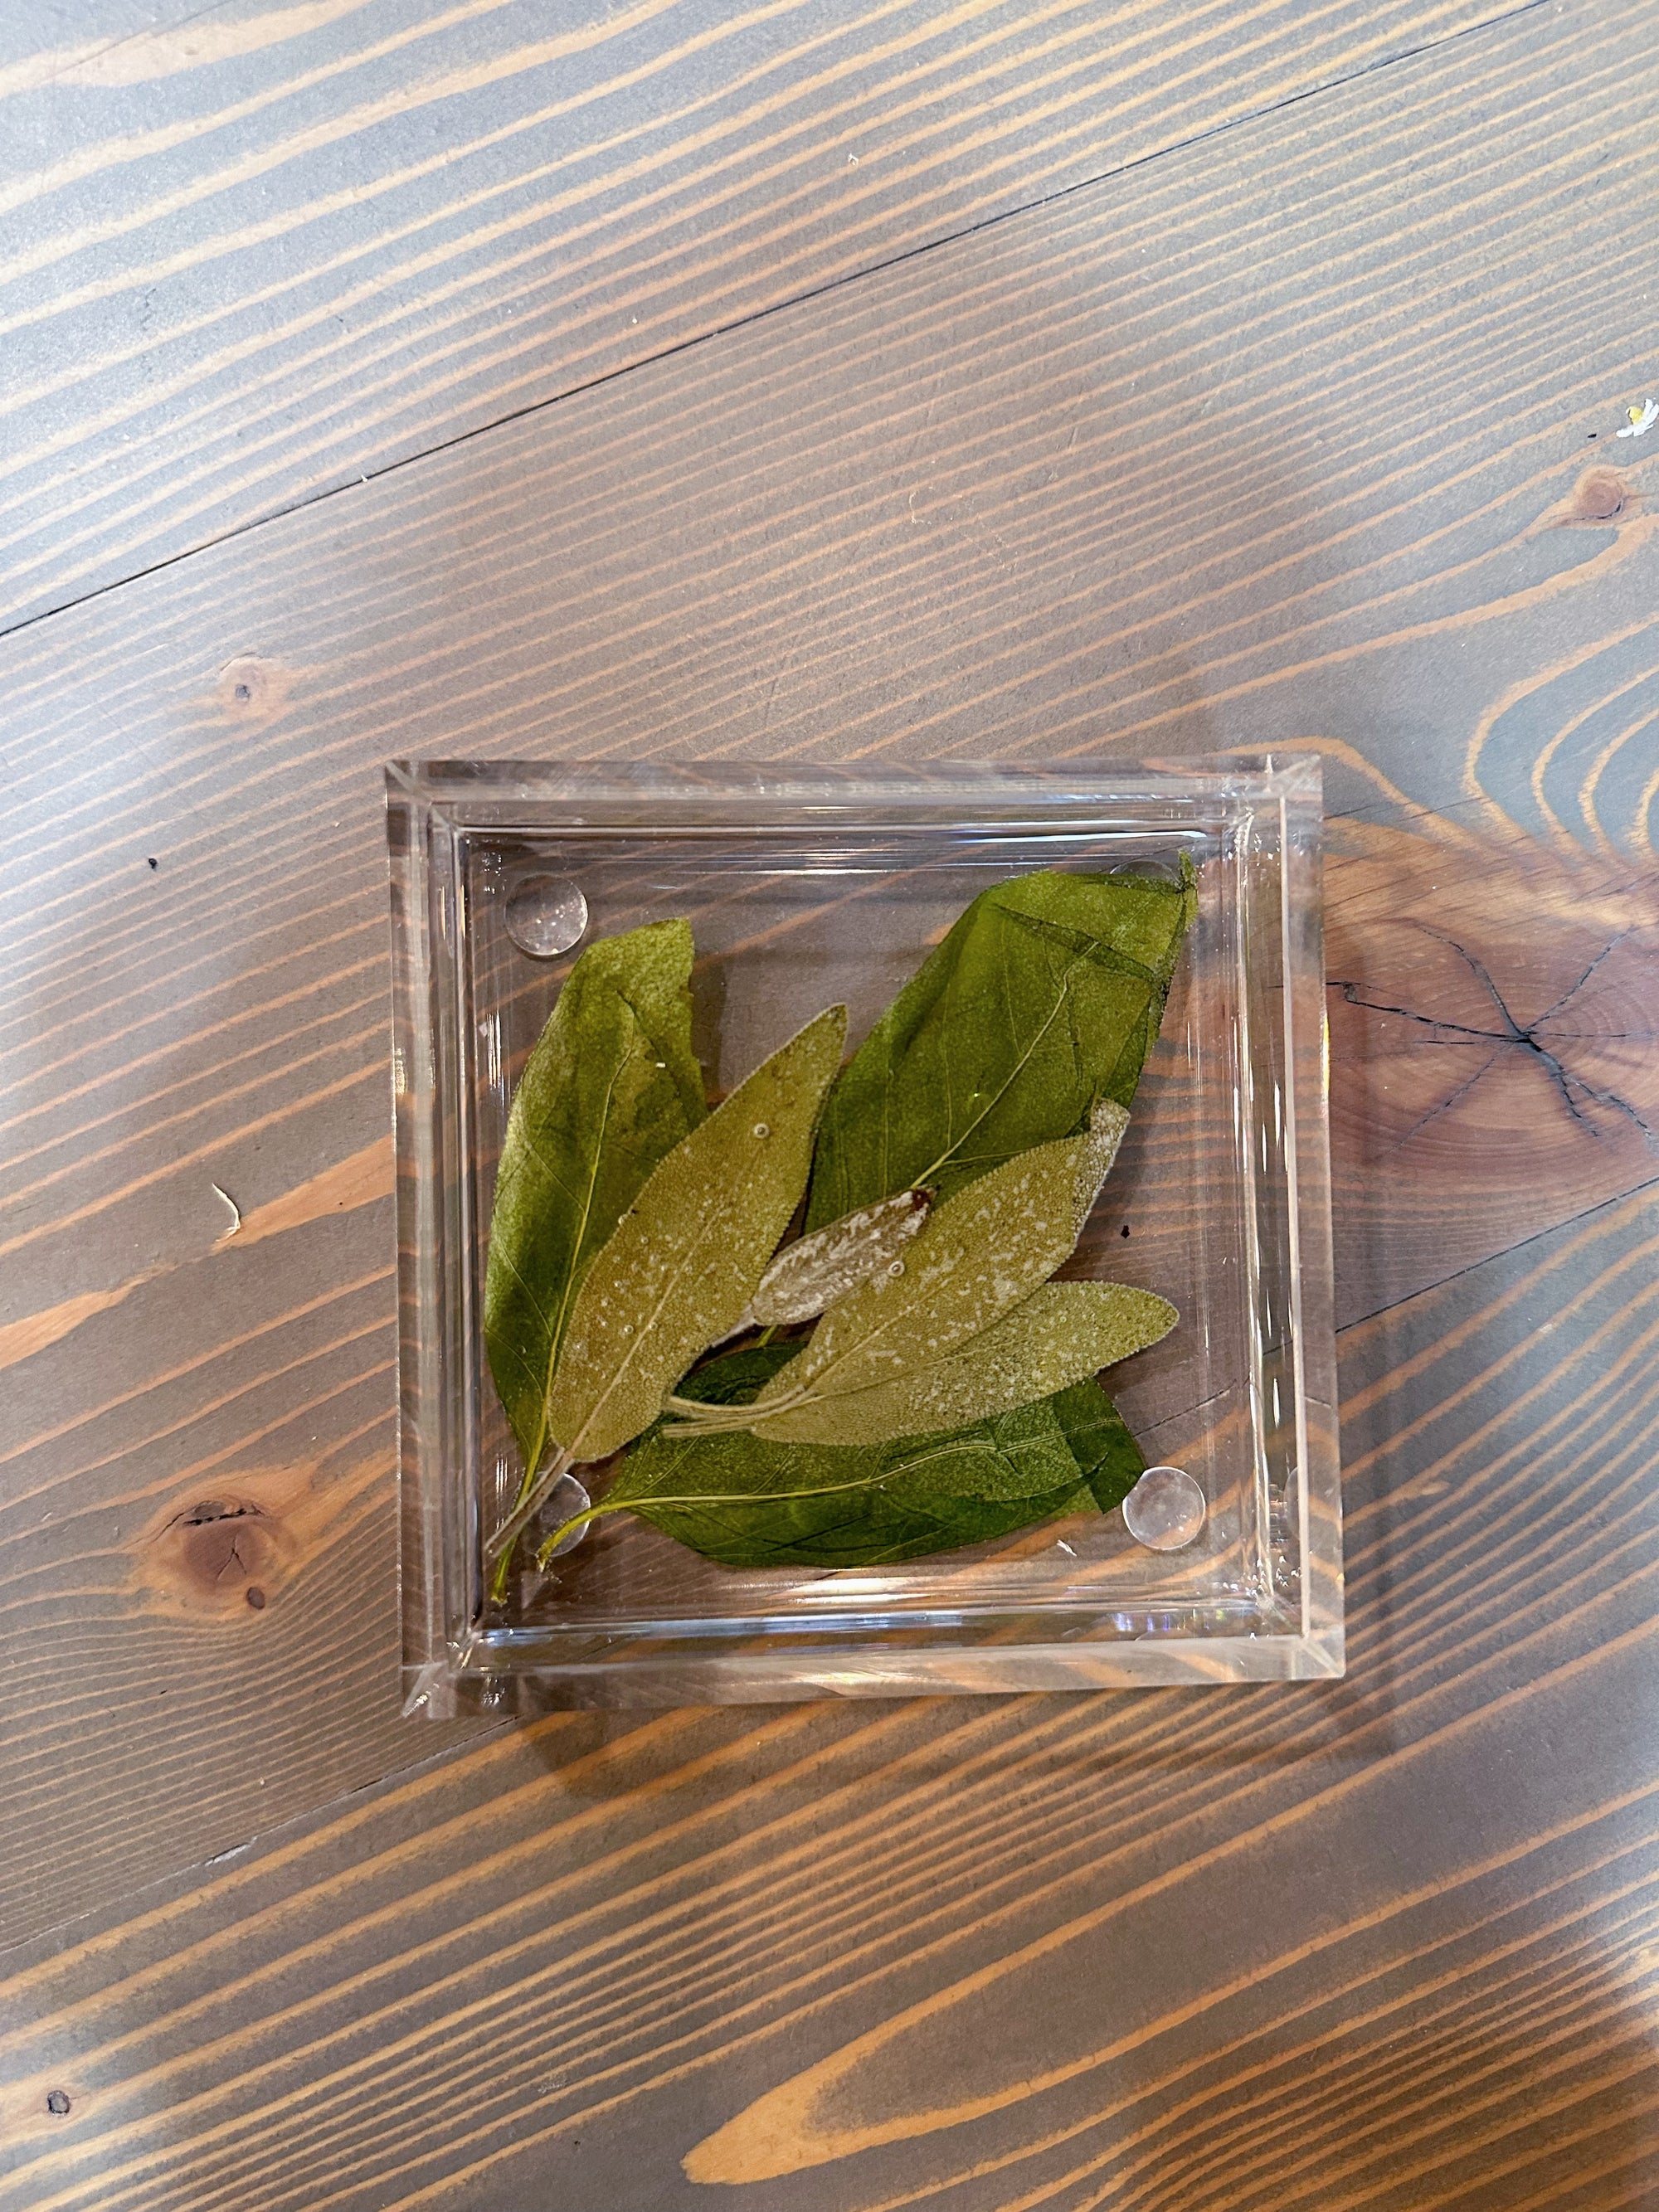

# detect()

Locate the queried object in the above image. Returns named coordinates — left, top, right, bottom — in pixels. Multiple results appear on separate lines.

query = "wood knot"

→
left=1548, top=468, right=1634, bottom=527
left=176, top=1500, right=273, bottom=1596
left=215, top=655, right=294, bottom=722
left=132, top=1457, right=385, bottom=1621
left=150, top=1495, right=287, bottom=1610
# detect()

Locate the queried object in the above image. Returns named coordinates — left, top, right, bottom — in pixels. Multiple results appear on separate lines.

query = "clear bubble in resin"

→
left=1121, top=1465, right=1207, bottom=1552
left=505, top=875, right=588, bottom=958
left=536, top=1471, right=592, bottom=1558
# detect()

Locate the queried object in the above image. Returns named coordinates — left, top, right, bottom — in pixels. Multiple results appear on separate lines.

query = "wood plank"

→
left=0, top=5, right=187, bottom=74
left=2, top=0, right=1653, bottom=828
left=1, top=0, right=1533, bottom=625
left=2, top=1184, right=1654, bottom=2210
left=2, top=0, right=1657, bottom=1947
left=7, top=802, right=1648, bottom=1942
left=1324, top=815, right=1659, bottom=1319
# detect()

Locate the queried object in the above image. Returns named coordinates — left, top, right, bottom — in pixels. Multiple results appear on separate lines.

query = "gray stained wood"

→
left=2, top=1194, right=1657, bottom=2210
left=1, top=0, right=1656, bottom=2205
left=4, top=0, right=1540, bottom=628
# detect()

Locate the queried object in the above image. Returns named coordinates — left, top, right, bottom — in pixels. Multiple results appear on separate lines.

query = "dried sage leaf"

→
left=543, top=1006, right=847, bottom=1464
left=1069, top=1100, right=1130, bottom=1237
left=746, top=1131, right=1107, bottom=1437
left=805, top=861, right=1196, bottom=1228
left=749, top=1188, right=931, bottom=1325
left=749, top=1281, right=1176, bottom=1445
left=484, top=919, right=703, bottom=1488
left=576, top=1346, right=1097, bottom=1568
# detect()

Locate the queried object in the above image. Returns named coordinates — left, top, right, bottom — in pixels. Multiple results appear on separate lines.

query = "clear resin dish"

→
left=387, top=758, right=1340, bottom=1709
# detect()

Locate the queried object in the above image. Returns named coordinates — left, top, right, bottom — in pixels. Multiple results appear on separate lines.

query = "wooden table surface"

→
left=2, top=2, right=1656, bottom=2205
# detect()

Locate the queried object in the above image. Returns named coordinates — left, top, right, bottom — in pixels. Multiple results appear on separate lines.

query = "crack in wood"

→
left=1332, top=926, right=1658, bottom=1150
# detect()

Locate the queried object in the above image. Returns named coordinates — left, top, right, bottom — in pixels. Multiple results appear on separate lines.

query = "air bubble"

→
left=536, top=1471, right=592, bottom=1558
left=752, top=1122, right=771, bottom=1138
left=1122, top=1466, right=1207, bottom=1552
left=504, top=875, right=588, bottom=958
left=888, top=1259, right=905, bottom=1276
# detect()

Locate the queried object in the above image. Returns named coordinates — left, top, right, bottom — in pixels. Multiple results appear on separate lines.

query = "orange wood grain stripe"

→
left=231, top=1134, right=392, bottom=1245
left=0, top=1267, right=161, bottom=1369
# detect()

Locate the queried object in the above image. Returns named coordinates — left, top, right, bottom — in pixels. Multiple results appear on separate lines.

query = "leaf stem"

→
left=486, top=1458, right=543, bottom=1602
left=659, top=1387, right=808, bottom=1437
left=534, top=1500, right=626, bottom=1567
left=484, top=1445, right=575, bottom=1590
left=660, top=1393, right=757, bottom=1421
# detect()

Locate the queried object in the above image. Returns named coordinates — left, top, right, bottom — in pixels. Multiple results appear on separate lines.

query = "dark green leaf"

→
left=546, top=1007, right=847, bottom=1462
left=484, top=919, right=704, bottom=1486
left=592, top=1346, right=1096, bottom=1568
left=805, top=861, right=1196, bottom=1228
left=789, top=863, right=1191, bottom=1533
left=674, top=1341, right=801, bottom=1405
left=1050, top=1379, right=1146, bottom=1513
left=879, top=1397, right=1090, bottom=1505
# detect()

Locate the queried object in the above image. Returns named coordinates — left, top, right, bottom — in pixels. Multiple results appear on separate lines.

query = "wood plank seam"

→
left=0, top=0, right=1557, bottom=646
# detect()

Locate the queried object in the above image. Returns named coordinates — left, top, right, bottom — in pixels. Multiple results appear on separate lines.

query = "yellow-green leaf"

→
left=546, top=1006, right=847, bottom=1463
left=749, top=1281, right=1177, bottom=1445
left=557, top=1344, right=1098, bottom=1568
left=737, top=1131, right=1113, bottom=1439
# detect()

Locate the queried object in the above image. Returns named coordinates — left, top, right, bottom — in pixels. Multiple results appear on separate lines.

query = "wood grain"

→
left=1, top=1187, right=1654, bottom=2210
left=0, top=3, right=180, bottom=74
left=1, top=1, right=1656, bottom=2202
left=0, top=0, right=1537, bottom=626
left=1, top=0, right=1657, bottom=1947
left=1326, top=815, right=1659, bottom=1320
left=2, top=0, right=1653, bottom=824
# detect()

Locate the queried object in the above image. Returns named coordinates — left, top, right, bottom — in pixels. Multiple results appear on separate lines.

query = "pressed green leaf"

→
left=1068, top=1100, right=1130, bottom=1238
left=633, top=1463, right=1088, bottom=1568
left=749, top=1188, right=931, bottom=1325
left=750, top=1281, right=1177, bottom=1445
left=544, top=1006, right=847, bottom=1464
left=789, top=863, right=1189, bottom=1520
left=805, top=861, right=1196, bottom=1228
left=484, top=919, right=704, bottom=1485
left=589, top=1346, right=1095, bottom=1568
left=1049, top=1378, right=1147, bottom=1514
left=879, top=1395, right=1092, bottom=1504
left=736, top=1132, right=1116, bottom=1441
left=665, top=1341, right=800, bottom=1407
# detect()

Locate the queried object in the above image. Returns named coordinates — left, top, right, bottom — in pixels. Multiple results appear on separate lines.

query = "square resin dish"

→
left=387, top=758, right=1340, bottom=1710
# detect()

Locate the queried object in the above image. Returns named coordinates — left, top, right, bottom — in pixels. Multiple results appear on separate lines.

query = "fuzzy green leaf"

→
left=544, top=1006, right=847, bottom=1463
left=598, top=1345, right=1095, bottom=1568
left=737, top=1132, right=1119, bottom=1444
left=749, top=1281, right=1176, bottom=1445
left=484, top=919, right=704, bottom=1485
left=805, top=862, right=1195, bottom=1228
left=1067, top=1100, right=1130, bottom=1238
left=749, top=1188, right=931, bottom=1325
